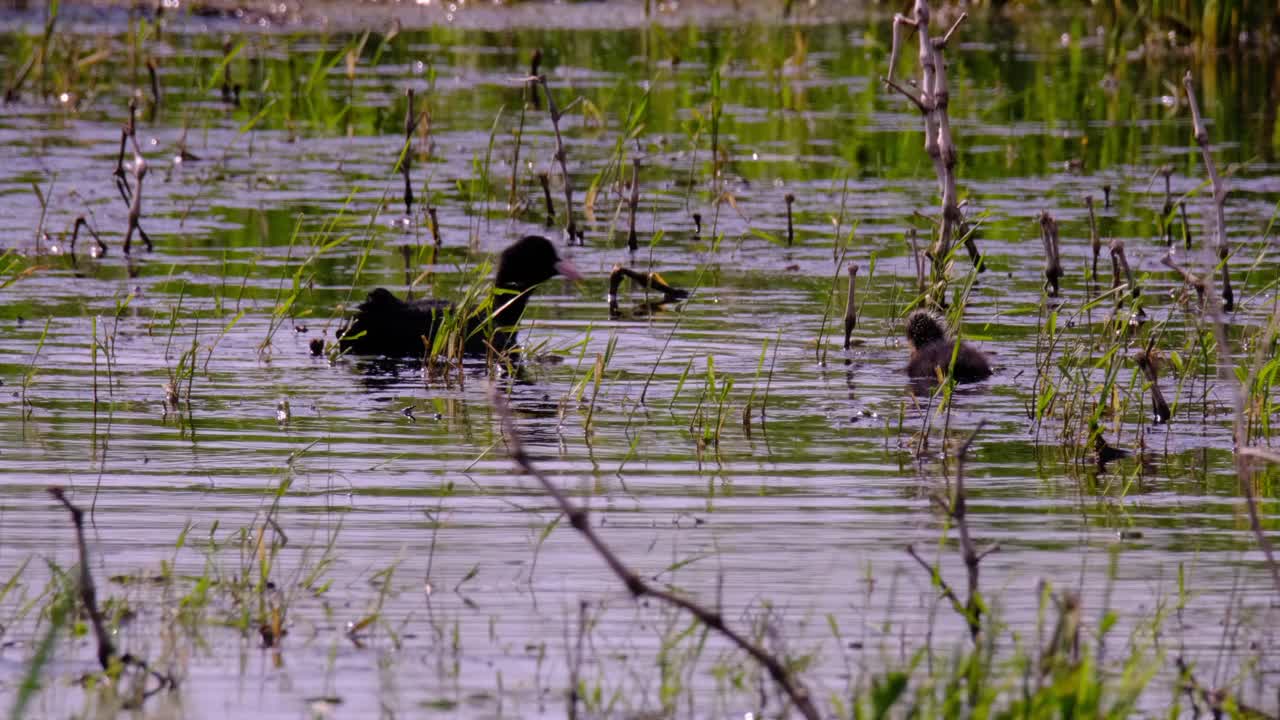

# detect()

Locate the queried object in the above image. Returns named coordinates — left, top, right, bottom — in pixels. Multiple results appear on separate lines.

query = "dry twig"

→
left=70, top=215, right=107, bottom=259
left=1160, top=252, right=1206, bottom=305
left=491, top=388, right=820, bottom=720
left=1133, top=345, right=1171, bottom=424
left=47, top=487, right=176, bottom=696
left=1038, top=211, right=1062, bottom=297
left=906, top=422, right=996, bottom=642
left=1176, top=657, right=1277, bottom=719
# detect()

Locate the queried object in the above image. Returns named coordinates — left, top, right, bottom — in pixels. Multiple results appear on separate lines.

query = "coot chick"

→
left=339, top=235, right=581, bottom=358
left=905, top=310, right=992, bottom=384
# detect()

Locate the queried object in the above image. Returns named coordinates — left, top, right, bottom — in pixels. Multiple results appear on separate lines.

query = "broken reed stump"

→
left=529, top=48, right=542, bottom=110
left=784, top=193, right=795, bottom=247
left=399, top=88, right=421, bottom=216
left=1178, top=200, right=1193, bottom=249
left=123, top=156, right=152, bottom=254
left=491, top=388, right=821, bottom=720
left=114, top=100, right=153, bottom=254
left=427, top=206, right=441, bottom=247
left=1108, top=238, right=1139, bottom=309
left=627, top=158, right=641, bottom=253
left=113, top=100, right=138, bottom=206
left=882, top=0, right=978, bottom=306
left=47, top=487, right=176, bottom=696
left=1159, top=164, right=1174, bottom=247
left=1038, top=211, right=1062, bottom=297
left=146, top=57, right=161, bottom=115
left=538, top=172, right=555, bottom=227
left=1134, top=346, right=1171, bottom=424
left=842, top=263, right=858, bottom=350
left=1085, top=195, right=1101, bottom=283
left=1183, top=71, right=1233, bottom=312
left=906, top=227, right=926, bottom=294
left=70, top=216, right=107, bottom=259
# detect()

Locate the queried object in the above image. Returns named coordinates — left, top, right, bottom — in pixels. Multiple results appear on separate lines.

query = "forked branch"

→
left=884, top=0, right=979, bottom=307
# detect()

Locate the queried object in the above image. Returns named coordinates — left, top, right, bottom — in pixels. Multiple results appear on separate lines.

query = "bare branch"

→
left=1239, top=446, right=1280, bottom=465
left=885, top=13, right=918, bottom=86
left=907, top=544, right=966, bottom=618
left=952, top=421, right=988, bottom=642
left=907, top=422, right=992, bottom=642
left=938, top=12, right=967, bottom=47
left=887, top=0, right=978, bottom=305
left=123, top=156, right=152, bottom=254
left=880, top=76, right=926, bottom=114
left=1160, top=252, right=1206, bottom=305
left=1133, top=346, right=1172, bottom=424
left=491, top=388, right=820, bottom=720
left=47, top=487, right=176, bottom=696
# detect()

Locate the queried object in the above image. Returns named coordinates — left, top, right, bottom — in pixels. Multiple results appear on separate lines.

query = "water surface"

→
left=1, top=6, right=1278, bottom=717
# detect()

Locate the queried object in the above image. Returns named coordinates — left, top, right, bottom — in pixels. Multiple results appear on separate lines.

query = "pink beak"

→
left=555, top=258, right=584, bottom=282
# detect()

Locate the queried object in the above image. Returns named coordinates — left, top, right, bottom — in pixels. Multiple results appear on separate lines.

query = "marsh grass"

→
left=3, top=9, right=1280, bottom=720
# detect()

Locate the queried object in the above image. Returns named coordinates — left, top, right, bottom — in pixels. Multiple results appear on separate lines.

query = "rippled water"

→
left=1, top=4, right=1279, bottom=717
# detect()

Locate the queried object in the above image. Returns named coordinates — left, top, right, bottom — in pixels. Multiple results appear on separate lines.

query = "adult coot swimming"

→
left=338, top=235, right=581, bottom=358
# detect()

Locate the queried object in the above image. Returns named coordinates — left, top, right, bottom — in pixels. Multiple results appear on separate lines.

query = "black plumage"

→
left=338, top=235, right=581, bottom=358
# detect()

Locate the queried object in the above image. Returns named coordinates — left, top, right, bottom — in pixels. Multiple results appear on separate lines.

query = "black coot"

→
left=338, top=235, right=582, bottom=358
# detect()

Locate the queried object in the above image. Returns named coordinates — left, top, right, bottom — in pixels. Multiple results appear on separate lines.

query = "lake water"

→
left=1, top=3, right=1278, bottom=717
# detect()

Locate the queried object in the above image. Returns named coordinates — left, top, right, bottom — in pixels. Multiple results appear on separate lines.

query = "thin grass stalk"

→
left=1183, top=71, right=1233, bottom=312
